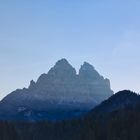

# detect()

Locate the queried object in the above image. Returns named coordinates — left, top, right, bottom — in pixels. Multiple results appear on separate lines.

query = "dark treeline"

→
left=1, top=108, right=140, bottom=140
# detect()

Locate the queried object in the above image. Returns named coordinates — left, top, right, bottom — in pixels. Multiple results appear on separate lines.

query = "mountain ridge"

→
left=0, top=58, right=113, bottom=121
left=86, top=90, right=140, bottom=120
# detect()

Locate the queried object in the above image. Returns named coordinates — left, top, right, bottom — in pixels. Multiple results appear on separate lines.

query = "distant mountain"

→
left=96, top=90, right=139, bottom=111
left=0, top=59, right=113, bottom=121
left=81, top=90, right=140, bottom=140
left=87, top=90, right=140, bottom=120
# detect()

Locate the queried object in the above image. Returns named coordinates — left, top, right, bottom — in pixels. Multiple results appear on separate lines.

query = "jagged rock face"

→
left=0, top=59, right=113, bottom=120
left=79, top=62, right=100, bottom=80
left=27, top=59, right=113, bottom=105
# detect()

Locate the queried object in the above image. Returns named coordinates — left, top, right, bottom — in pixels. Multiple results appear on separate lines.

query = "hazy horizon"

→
left=0, top=0, right=140, bottom=99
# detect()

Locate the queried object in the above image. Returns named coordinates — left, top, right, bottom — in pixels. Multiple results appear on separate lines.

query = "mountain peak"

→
left=29, top=80, right=36, bottom=89
left=47, top=58, right=76, bottom=79
left=55, top=58, right=69, bottom=65
left=0, top=59, right=113, bottom=121
left=110, top=90, right=138, bottom=100
left=51, top=58, right=75, bottom=70
left=79, top=61, right=101, bottom=80
left=90, top=90, right=139, bottom=116
left=80, top=62, right=95, bottom=71
left=115, top=90, right=137, bottom=95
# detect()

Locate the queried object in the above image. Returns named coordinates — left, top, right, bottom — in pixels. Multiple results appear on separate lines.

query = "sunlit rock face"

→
left=0, top=59, right=113, bottom=120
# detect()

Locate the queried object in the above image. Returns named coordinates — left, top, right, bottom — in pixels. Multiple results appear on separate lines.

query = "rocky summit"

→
left=0, top=59, right=113, bottom=121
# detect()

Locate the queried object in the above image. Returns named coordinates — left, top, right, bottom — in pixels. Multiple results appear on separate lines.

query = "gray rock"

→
left=0, top=59, right=113, bottom=120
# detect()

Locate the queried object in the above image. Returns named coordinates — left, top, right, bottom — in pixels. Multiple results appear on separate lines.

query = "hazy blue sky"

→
left=0, top=0, right=140, bottom=99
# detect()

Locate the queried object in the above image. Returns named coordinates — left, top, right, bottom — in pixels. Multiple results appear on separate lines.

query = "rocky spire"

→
left=29, top=80, right=36, bottom=89
left=79, top=62, right=101, bottom=80
left=47, top=58, right=76, bottom=78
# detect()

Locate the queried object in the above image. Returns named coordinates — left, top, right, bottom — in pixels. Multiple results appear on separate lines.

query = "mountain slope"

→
left=87, top=90, right=140, bottom=120
left=0, top=90, right=140, bottom=140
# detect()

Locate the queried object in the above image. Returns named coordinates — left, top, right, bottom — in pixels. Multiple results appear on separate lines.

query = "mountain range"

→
left=0, top=59, right=140, bottom=140
left=1, top=59, right=139, bottom=140
left=0, top=59, right=113, bottom=121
